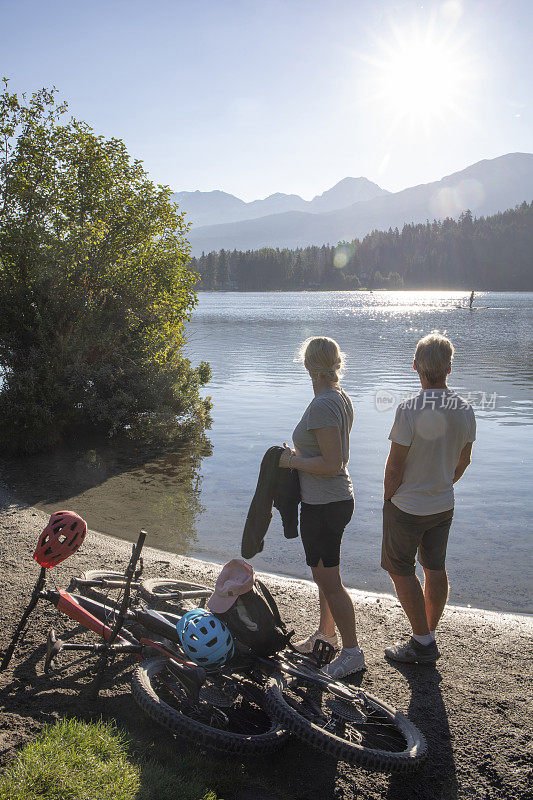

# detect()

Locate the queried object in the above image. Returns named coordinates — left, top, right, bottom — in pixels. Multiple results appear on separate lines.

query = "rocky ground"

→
left=0, top=486, right=531, bottom=800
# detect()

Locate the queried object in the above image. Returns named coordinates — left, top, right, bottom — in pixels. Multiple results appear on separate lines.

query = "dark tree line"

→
left=190, top=201, right=533, bottom=291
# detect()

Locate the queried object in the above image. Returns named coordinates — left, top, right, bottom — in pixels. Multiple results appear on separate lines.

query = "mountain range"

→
left=171, top=176, right=388, bottom=228
left=172, top=153, right=533, bottom=255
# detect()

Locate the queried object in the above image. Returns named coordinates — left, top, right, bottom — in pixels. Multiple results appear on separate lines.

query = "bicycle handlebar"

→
left=126, top=530, right=146, bottom=577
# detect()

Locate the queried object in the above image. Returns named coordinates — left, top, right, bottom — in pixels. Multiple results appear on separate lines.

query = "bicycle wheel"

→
left=264, top=671, right=427, bottom=772
left=139, top=579, right=212, bottom=610
left=132, top=656, right=287, bottom=756
left=68, top=570, right=129, bottom=605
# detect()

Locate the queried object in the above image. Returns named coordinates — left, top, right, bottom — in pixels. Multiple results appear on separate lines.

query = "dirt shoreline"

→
left=0, top=486, right=531, bottom=800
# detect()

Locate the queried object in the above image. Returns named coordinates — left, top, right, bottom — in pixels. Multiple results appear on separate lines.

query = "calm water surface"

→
left=10, top=292, right=533, bottom=613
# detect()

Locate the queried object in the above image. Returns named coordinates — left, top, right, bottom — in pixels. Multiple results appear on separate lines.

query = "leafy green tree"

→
left=0, top=81, right=211, bottom=453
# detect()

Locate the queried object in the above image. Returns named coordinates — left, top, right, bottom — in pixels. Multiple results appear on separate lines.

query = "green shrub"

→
left=0, top=81, right=211, bottom=454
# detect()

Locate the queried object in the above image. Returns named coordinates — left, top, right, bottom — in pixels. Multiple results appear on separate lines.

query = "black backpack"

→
left=214, top=579, right=293, bottom=657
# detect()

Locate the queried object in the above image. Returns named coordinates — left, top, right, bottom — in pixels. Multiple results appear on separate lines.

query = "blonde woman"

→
left=279, top=337, right=365, bottom=678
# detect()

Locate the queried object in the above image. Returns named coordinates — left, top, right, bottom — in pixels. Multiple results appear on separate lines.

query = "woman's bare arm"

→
left=279, top=426, right=343, bottom=476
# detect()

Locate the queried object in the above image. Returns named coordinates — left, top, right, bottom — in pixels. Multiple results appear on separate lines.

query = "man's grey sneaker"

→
left=322, top=647, right=366, bottom=679
left=385, top=637, right=441, bottom=664
left=293, top=630, right=338, bottom=655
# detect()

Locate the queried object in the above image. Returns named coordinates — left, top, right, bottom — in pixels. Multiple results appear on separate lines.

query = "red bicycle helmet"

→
left=33, top=511, right=87, bottom=568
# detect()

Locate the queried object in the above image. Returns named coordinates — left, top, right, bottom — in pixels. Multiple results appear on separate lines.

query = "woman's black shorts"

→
left=300, top=497, right=354, bottom=568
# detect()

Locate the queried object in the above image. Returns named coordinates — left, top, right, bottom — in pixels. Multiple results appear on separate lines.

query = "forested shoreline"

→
left=190, top=201, right=533, bottom=291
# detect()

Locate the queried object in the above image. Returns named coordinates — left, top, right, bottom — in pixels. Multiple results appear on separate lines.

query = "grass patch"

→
left=0, top=718, right=221, bottom=800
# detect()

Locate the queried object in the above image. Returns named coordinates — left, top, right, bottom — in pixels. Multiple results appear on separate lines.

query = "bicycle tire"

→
left=264, top=672, right=427, bottom=772
left=132, top=656, right=287, bottom=756
left=139, top=578, right=212, bottom=610
left=80, top=570, right=128, bottom=582
left=68, top=571, right=129, bottom=606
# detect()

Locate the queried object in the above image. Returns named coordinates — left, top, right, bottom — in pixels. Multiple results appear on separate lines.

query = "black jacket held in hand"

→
left=241, top=446, right=301, bottom=560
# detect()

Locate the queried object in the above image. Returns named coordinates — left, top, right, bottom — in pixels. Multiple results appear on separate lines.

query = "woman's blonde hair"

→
left=296, top=336, right=345, bottom=382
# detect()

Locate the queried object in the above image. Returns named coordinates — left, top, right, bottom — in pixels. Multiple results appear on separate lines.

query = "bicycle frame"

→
left=46, top=589, right=207, bottom=701
left=46, top=589, right=135, bottom=644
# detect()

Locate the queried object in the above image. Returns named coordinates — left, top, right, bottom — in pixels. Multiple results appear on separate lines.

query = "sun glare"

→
left=363, top=19, right=475, bottom=134
left=381, top=41, right=463, bottom=116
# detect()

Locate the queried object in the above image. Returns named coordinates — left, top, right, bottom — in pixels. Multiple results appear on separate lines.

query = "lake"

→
left=8, top=291, right=532, bottom=614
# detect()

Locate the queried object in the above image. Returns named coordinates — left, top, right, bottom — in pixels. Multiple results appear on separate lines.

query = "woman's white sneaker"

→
left=293, top=630, right=339, bottom=654
left=322, top=647, right=366, bottom=678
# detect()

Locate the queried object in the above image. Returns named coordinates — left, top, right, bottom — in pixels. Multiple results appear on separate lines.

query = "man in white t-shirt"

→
left=382, top=333, right=476, bottom=663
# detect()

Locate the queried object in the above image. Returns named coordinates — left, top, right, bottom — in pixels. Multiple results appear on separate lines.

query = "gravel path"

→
left=0, top=486, right=531, bottom=800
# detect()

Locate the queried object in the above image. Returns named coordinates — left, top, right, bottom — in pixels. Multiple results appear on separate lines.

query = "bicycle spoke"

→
left=278, top=678, right=410, bottom=754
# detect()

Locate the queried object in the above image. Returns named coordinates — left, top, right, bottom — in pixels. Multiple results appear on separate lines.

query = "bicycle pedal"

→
left=310, top=639, right=336, bottom=667
left=44, top=630, right=64, bottom=673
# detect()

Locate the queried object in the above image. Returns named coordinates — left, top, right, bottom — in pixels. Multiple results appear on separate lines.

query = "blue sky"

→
left=2, top=0, right=531, bottom=200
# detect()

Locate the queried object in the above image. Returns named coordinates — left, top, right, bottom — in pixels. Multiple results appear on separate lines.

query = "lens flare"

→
left=333, top=249, right=349, bottom=269
left=430, top=179, right=485, bottom=218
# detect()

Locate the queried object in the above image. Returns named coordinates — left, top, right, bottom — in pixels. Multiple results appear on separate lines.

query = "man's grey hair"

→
left=414, top=333, right=454, bottom=384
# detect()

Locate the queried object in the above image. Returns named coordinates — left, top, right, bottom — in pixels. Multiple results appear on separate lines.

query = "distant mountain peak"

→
left=314, top=176, right=381, bottom=193
left=310, top=177, right=389, bottom=211
left=174, top=188, right=243, bottom=201
left=172, top=176, right=387, bottom=227
left=263, top=191, right=303, bottom=201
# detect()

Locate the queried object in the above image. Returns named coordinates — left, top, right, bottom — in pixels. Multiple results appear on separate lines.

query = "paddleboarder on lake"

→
left=469, top=290, right=475, bottom=308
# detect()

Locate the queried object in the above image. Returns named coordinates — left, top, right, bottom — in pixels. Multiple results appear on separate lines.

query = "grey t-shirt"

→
left=389, top=388, right=476, bottom=515
left=292, top=388, right=354, bottom=505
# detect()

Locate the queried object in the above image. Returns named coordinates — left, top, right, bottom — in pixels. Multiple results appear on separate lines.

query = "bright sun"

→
left=365, top=21, right=474, bottom=133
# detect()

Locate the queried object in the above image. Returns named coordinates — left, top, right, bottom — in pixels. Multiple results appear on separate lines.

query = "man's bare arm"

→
left=384, top=442, right=410, bottom=500
left=453, top=442, right=473, bottom=483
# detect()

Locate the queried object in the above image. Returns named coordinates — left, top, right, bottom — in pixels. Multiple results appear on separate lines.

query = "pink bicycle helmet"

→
left=33, top=511, right=87, bottom=568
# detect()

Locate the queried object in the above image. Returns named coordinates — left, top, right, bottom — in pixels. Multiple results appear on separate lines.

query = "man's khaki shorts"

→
left=381, top=500, right=454, bottom=576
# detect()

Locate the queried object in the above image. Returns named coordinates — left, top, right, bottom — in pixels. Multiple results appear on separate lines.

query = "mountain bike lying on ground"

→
left=1, top=513, right=283, bottom=756
left=1, top=512, right=427, bottom=772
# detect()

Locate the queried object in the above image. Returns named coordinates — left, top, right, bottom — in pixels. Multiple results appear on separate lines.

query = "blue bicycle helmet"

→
left=176, top=608, right=211, bottom=641
left=178, top=609, right=234, bottom=668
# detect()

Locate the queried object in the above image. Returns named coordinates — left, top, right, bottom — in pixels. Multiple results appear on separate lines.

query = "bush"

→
left=0, top=81, right=211, bottom=454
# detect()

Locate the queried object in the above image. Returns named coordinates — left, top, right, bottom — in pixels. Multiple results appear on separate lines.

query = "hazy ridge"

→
left=178, top=154, right=533, bottom=255
left=172, top=176, right=387, bottom=228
